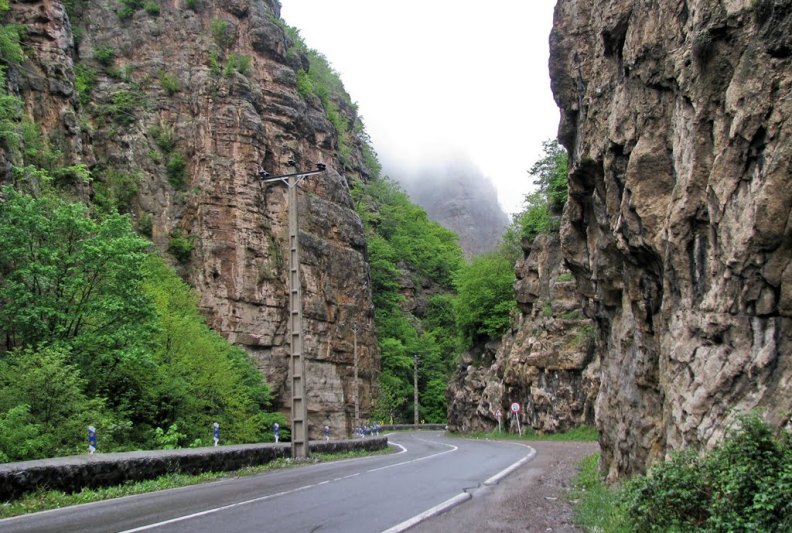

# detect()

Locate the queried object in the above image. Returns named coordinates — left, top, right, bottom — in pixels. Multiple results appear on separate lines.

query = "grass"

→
left=454, top=425, right=599, bottom=442
left=0, top=447, right=394, bottom=519
left=568, top=453, right=631, bottom=532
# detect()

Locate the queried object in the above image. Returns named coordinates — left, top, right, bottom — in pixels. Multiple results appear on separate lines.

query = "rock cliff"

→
left=550, top=0, right=792, bottom=478
left=6, top=0, right=379, bottom=438
left=447, top=233, right=599, bottom=434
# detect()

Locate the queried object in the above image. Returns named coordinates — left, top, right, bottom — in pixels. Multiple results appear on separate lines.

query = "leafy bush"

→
left=512, top=139, right=568, bottom=243
left=116, top=0, right=143, bottom=20
left=168, top=230, right=193, bottom=263
left=621, top=414, right=792, bottom=531
left=0, top=23, right=25, bottom=65
left=211, top=18, right=233, bottom=49
left=143, top=0, right=159, bottom=16
left=149, top=124, right=176, bottom=153
left=223, top=53, right=251, bottom=77
left=107, top=90, right=138, bottom=125
left=93, top=169, right=140, bottom=212
left=137, top=212, right=153, bottom=237
left=166, top=152, right=187, bottom=188
left=93, top=45, right=116, bottom=67
left=159, top=72, right=180, bottom=95
left=74, top=64, right=97, bottom=106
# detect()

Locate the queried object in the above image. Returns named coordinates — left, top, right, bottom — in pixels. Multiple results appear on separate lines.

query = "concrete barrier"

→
left=0, top=437, right=388, bottom=501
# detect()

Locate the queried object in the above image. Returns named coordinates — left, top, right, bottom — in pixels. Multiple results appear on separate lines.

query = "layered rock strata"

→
left=448, top=234, right=599, bottom=434
left=6, top=0, right=379, bottom=438
left=550, top=0, right=792, bottom=479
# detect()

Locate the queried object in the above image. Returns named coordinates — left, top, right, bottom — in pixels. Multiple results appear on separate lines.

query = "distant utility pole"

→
left=414, top=353, right=419, bottom=425
left=259, top=161, right=326, bottom=459
left=352, top=323, right=360, bottom=430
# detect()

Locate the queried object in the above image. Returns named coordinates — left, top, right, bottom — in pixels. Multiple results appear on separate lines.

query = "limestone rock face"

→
left=447, top=234, right=599, bottom=434
left=7, top=0, right=379, bottom=439
left=550, top=0, right=792, bottom=479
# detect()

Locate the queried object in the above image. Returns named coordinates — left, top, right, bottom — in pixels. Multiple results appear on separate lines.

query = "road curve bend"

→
left=0, top=431, right=534, bottom=533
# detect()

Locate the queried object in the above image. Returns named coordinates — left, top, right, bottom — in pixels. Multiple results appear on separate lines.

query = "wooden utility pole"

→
left=352, top=323, right=359, bottom=430
left=413, top=353, right=419, bottom=425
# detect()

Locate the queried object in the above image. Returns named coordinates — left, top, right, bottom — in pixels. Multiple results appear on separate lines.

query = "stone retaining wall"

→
left=0, top=438, right=388, bottom=501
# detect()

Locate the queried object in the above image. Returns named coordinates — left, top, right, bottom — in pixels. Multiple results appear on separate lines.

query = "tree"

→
left=512, top=139, right=569, bottom=243
left=0, top=346, right=108, bottom=458
left=353, top=176, right=464, bottom=423
left=454, top=252, right=516, bottom=344
left=0, top=188, right=280, bottom=457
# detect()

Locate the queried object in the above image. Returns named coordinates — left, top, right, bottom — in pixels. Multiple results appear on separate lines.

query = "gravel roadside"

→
left=409, top=440, right=599, bottom=533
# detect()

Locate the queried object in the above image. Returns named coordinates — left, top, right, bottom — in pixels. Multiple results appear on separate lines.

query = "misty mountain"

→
left=385, top=159, right=510, bottom=258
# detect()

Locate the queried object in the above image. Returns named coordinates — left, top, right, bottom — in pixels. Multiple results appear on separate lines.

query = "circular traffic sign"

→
left=510, top=402, right=521, bottom=413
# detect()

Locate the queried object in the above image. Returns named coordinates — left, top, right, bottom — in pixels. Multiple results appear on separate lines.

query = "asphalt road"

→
left=0, top=432, right=534, bottom=533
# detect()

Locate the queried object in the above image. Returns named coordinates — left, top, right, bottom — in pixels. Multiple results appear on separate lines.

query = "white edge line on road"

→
left=118, top=441, right=415, bottom=532
left=381, top=492, right=471, bottom=533
left=381, top=441, right=537, bottom=532
left=368, top=437, right=457, bottom=474
left=117, top=482, right=315, bottom=533
left=484, top=444, right=536, bottom=486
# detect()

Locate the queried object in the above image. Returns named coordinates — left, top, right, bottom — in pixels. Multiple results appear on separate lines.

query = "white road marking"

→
left=381, top=492, right=471, bottom=533
left=484, top=443, right=536, bottom=485
left=120, top=438, right=430, bottom=531
left=368, top=435, right=457, bottom=473
left=381, top=437, right=537, bottom=532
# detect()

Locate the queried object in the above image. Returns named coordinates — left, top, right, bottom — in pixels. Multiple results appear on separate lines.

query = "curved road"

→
left=0, top=432, right=534, bottom=533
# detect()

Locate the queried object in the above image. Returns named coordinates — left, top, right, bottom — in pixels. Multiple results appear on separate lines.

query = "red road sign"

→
left=510, top=402, right=521, bottom=413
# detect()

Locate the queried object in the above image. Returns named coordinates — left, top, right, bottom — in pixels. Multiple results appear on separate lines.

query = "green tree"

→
left=454, top=252, right=516, bottom=344
left=141, top=256, right=274, bottom=444
left=0, top=346, right=108, bottom=459
left=353, top=177, right=464, bottom=423
left=513, top=139, right=569, bottom=243
left=0, top=188, right=280, bottom=457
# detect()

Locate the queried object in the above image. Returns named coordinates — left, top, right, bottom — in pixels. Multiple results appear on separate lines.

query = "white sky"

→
left=279, top=0, right=560, bottom=216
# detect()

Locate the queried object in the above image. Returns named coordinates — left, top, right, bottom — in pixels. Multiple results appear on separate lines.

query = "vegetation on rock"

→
left=0, top=188, right=283, bottom=460
left=352, top=176, right=463, bottom=423
left=571, top=415, right=792, bottom=532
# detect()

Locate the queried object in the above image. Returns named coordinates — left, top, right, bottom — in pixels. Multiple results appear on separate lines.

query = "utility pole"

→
left=414, top=353, right=419, bottom=425
left=259, top=162, right=325, bottom=459
left=352, top=323, right=359, bottom=430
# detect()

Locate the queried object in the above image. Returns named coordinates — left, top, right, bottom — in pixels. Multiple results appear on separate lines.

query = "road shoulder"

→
left=409, top=440, right=598, bottom=533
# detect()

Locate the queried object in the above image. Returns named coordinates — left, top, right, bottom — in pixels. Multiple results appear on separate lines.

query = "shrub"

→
left=143, top=1, right=159, bottom=16
left=116, top=0, right=143, bottom=20
left=184, top=0, right=200, bottom=12
left=149, top=125, right=176, bottom=153
left=621, top=414, right=792, bottom=531
left=93, top=45, right=115, bottom=67
left=93, top=169, right=140, bottom=212
left=166, top=152, right=187, bottom=188
left=108, top=90, right=138, bottom=125
left=211, top=18, right=233, bottom=49
left=168, top=230, right=193, bottom=263
left=159, top=72, right=180, bottom=95
left=138, top=212, right=153, bottom=237
left=223, top=53, right=251, bottom=77
left=74, top=64, right=97, bottom=106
